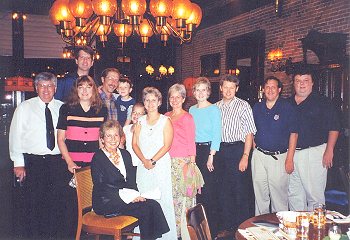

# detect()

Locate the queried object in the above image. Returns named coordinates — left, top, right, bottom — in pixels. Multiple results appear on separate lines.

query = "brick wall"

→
left=176, top=0, right=349, bottom=101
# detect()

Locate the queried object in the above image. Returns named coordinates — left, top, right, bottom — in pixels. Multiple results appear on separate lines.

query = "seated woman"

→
left=91, top=120, right=170, bottom=239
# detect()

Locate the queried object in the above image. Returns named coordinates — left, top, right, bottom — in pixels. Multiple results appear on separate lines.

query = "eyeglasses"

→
left=104, top=134, right=119, bottom=140
left=37, top=83, right=55, bottom=89
left=105, top=77, right=119, bottom=81
left=132, top=111, right=144, bottom=116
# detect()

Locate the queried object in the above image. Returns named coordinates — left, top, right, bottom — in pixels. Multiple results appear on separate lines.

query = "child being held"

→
left=123, top=103, right=146, bottom=167
left=116, top=78, right=136, bottom=126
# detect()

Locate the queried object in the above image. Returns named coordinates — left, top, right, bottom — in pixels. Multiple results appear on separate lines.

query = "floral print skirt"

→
left=171, top=157, right=196, bottom=239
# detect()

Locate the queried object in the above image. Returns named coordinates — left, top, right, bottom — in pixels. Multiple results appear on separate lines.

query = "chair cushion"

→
left=325, top=190, right=348, bottom=206
left=83, top=211, right=138, bottom=229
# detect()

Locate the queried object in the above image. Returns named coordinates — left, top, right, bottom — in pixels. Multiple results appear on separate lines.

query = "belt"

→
left=256, top=147, right=287, bottom=160
left=296, top=143, right=324, bottom=150
left=195, top=141, right=211, bottom=146
left=24, top=153, right=61, bottom=158
left=221, top=141, right=242, bottom=146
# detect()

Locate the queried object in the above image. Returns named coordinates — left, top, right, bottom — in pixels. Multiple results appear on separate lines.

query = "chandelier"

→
left=49, top=0, right=202, bottom=52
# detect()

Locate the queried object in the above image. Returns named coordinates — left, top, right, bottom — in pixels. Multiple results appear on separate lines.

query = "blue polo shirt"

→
left=288, top=92, right=340, bottom=149
left=253, top=97, right=298, bottom=152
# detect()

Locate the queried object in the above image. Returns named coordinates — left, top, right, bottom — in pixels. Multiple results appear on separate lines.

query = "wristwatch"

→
left=150, top=159, right=157, bottom=165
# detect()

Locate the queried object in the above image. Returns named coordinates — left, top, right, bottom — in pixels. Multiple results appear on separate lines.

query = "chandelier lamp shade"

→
left=145, top=64, right=174, bottom=75
left=49, top=0, right=202, bottom=50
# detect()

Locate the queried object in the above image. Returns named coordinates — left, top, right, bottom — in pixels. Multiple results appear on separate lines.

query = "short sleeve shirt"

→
left=57, top=104, right=107, bottom=162
left=253, top=97, right=298, bottom=151
left=288, top=92, right=341, bottom=148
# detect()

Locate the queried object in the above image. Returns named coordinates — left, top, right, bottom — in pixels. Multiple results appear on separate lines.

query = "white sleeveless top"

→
left=136, top=114, right=177, bottom=239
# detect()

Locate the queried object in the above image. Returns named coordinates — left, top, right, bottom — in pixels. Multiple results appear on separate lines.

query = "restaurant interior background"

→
left=0, top=0, right=349, bottom=239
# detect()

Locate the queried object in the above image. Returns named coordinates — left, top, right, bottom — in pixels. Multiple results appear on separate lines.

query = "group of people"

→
left=9, top=44, right=340, bottom=240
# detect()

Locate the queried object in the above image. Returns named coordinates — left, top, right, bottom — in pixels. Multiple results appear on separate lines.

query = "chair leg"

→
left=75, top=224, right=83, bottom=240
left=113, top=231, right=122, bottom=240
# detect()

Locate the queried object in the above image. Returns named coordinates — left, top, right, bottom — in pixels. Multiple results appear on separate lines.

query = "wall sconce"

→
left=145, top=64, right=174, bottom=76
left=267, top=48, right=291, bottom=72
left=227, top=68, right=240, bottom=75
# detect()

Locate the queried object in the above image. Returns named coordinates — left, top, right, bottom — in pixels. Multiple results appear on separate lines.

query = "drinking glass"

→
left=312, top=203, right=326, bottom=228
left=328, top=224, right=342, bottom=240
left=296, top=212, right=310, bottom=238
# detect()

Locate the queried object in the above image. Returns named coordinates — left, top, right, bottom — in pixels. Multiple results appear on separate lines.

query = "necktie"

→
left=45, top=103, right=55, bottom=150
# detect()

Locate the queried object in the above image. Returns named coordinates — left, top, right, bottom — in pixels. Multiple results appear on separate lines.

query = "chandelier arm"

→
left=145, top=17, right=160, bottom=35
left=165, top=21, right=192, bottom=43
left=88, top=17, right=102, bottom=45
left=80, top=16, right=99, bottom=36
left=60, top=33, right=75, bottom=45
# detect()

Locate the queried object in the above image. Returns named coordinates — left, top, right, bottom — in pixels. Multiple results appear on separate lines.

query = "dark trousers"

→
left=195, top=144, right=220, bottom=237
left=217, top=142, right=252, bottom=230
left=23, top=154, right=67, bottom=239
left=105, top=199, right=170, bottom=239
left=61, top=161, right=90, bottom=239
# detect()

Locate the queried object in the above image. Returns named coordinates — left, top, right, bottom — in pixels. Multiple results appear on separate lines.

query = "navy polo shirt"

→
left=253, top=97, right=298, bottom=152
left=288, top=92, right=340, bottom=148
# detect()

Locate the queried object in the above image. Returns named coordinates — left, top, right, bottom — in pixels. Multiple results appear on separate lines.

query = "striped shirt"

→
left=57, top=104, right=107, bottom=162
left=216, top=97, right=256, bottom=143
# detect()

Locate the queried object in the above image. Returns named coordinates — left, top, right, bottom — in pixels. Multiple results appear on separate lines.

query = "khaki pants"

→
left=288, top=144, right=327, bottom=211
left=252, top=149, right=289, bottom=215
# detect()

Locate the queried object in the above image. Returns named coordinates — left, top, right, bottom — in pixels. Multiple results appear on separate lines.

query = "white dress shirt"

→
left=9, top=97, right=63, bottom=167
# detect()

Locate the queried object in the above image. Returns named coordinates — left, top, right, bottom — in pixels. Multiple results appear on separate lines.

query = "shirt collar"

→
left=37, top=96, right=54, bottom=108
left=100, top=90, right=117, bottom=101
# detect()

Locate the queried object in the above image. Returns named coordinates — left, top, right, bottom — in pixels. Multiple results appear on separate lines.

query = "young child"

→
left=116, top=78, right=136, bottom=126
left=123, top=103, right=146, bottom=167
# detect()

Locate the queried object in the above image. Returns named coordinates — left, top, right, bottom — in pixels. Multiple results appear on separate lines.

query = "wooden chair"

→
left=339, top=166, right=350, bottom=213
left=74, top=166, right=139, bottom=240
left=186, top=203, right=212, bottom=240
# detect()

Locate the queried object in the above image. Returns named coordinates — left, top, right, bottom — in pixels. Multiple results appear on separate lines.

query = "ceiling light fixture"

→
left=49, top=0, right=202, bottom=51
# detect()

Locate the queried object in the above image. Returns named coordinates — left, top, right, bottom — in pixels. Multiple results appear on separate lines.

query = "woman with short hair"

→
left=91, top=120, right=170, bottom=239
left=132, top=87, right=177, bottom=239
left=165, top=83, right=200, bottom=239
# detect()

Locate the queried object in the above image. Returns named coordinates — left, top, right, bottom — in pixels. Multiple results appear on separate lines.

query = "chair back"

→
left=186, top=204, right=212, bottom=240
left=74, top=166, right=93, bottom=214
left=339, top=166, right=350, bottom=195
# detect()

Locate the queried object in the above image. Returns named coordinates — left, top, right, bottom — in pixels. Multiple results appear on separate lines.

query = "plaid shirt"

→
left=100, top=91, right=119, bottom=121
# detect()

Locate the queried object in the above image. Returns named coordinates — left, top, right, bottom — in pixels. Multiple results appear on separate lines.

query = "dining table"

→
left=235, top=213, right=350, bottom=240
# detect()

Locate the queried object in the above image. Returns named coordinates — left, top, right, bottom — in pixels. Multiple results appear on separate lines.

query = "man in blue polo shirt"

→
left=252, top=76, right=298, bottom=215
left=288, top=67, right=340, bottom=211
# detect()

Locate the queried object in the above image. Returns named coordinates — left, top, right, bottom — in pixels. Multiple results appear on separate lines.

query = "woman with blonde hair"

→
left=132, top=87, right=177, bottom=239
left=91, top=120, right=169, bottom=239
left=189, top=77, right=221, bottom=237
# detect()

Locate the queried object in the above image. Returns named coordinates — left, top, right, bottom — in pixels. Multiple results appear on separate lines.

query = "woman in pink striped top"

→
left=165, top=83, right=197, bottom=239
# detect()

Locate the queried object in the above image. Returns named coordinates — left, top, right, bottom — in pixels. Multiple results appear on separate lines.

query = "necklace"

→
left=103, top=147, right=120, bottom=165
left=145, top=114, right=160, bottom=135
